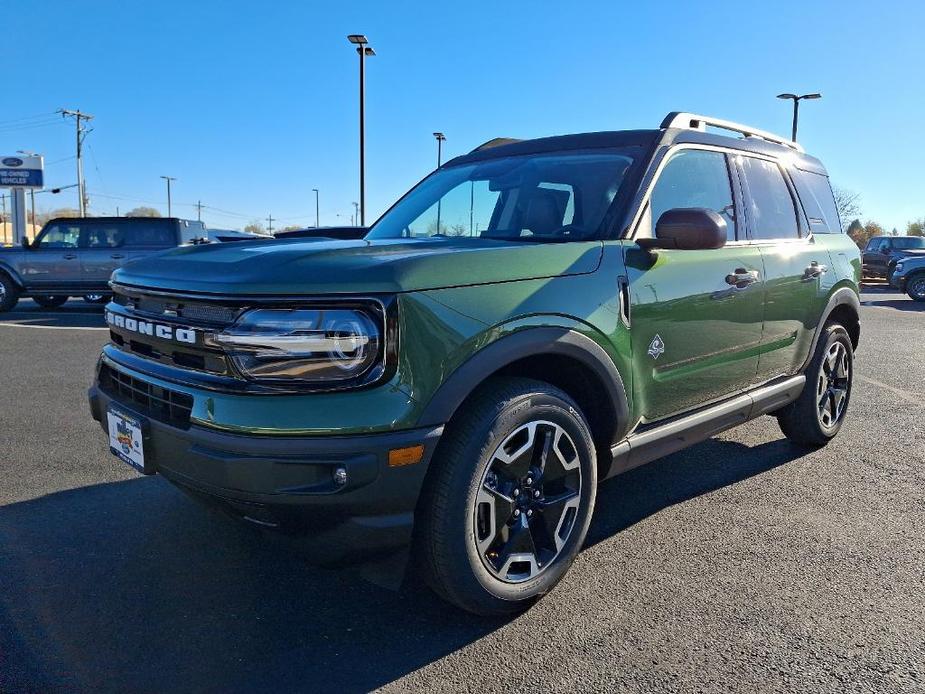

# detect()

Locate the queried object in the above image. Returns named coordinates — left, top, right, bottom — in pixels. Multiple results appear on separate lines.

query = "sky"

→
left=3, top=0, right=923, bottom=232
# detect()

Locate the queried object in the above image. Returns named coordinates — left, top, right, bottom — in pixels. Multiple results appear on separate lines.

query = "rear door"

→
left=626, top=147, right=765, bottom=422
left=19, top=222, right=83, bottom=288
left=80, top=221, right=128, bottom=286
left=735, top=154, right=831, bottom=381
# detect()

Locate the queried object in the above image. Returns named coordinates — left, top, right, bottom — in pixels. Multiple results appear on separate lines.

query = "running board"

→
left=604, top=375, right=806, bottom=479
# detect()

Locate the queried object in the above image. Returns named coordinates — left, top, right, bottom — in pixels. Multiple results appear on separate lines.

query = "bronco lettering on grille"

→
left=105, top=310, right=198, bottom=345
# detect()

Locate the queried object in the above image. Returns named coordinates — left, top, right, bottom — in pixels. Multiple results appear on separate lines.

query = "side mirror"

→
left=638, top=208, right=727, bottom=251
left=880, top=247, right=891, bottom=255
left=21, top=237, right=32, bottom=249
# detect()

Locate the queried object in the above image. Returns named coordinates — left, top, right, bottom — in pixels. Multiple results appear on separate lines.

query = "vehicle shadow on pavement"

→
left=0, top=435, right=805, bottom=693
left=859, top=298, right=925, bottom=312
left=1, top=302, right=106, bottom=329
left=586, top=436, right=804, bottom=547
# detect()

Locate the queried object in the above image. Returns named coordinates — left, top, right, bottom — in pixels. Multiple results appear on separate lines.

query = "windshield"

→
left=893, top=237, right=925, bottom=250
left=367, top=148, right=639, bottom=242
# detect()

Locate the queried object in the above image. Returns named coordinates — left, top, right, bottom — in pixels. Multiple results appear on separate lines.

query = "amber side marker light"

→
left=389, top=444, right=425, bottom=467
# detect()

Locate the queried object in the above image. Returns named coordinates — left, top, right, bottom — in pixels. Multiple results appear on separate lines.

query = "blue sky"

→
left=3, top=0, right=923, bottom=231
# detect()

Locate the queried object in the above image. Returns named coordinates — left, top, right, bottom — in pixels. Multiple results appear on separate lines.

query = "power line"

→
left=0, top=111, right=60, bottom=126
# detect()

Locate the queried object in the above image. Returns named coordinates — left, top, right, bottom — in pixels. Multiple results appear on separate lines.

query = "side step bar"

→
left=604, top=375, right=806, bottom=479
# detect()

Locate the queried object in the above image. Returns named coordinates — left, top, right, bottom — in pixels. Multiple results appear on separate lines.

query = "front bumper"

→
left=88, top=377, right=442, bottom=566
left=890, top=273, right=906, bottom=290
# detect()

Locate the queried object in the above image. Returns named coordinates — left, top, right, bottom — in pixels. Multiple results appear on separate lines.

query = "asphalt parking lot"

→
left=1, top=286, right=923, bottom=693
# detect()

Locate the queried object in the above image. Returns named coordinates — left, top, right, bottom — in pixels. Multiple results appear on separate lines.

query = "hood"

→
left=897, top=248, right=925, bottom=256
left=111, top=237, right=603, bottom=295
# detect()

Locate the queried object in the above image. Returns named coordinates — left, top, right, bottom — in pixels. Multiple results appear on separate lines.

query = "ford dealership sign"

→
left=0, top=154, right=43, bottom=189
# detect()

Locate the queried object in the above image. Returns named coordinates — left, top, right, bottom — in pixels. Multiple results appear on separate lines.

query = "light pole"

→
left=347, top=34, right=375, bottom=226
left=433, top=132, right=446, bottom=168
left=352, top=201, right=359, bottom=226
left=160, top=175, right=176, bottom=217
left=312, top=188, right=319, bottom=227
left=776, top=93, right=821, bottom=142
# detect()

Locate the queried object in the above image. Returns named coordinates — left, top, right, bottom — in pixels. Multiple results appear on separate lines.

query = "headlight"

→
left=215, top=306, right=384, bottom=386
left=895, top=262, right=904, bottom=272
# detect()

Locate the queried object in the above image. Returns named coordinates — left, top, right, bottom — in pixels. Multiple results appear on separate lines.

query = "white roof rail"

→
left=661, top=112, right=804, bottom=152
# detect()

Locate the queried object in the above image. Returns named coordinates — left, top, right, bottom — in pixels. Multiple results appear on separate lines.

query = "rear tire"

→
left=0, top=273, right=20, bottom=312
left=777, top=323, right=853, bottom=448
left=33, top=295, right=69, bottom=309
left=418, top=377, right=597, bottom=616
left=906, top=273, right=925, bottom=302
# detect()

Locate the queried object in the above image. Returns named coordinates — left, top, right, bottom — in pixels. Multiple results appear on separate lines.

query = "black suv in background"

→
left=0, top=217, right=208, bottom=310
left=861, top=235, right=925, bottom=280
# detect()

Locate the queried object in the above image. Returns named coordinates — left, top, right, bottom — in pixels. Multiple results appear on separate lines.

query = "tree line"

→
left=834, top=186, right=922, bottom=248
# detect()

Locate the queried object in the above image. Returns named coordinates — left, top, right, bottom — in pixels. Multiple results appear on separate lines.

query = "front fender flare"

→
left=0, top=262, right=24, bottom=288
left=416, top=327, right=630, bottom=443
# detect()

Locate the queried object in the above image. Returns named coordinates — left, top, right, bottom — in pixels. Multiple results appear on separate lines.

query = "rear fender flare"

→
left=801, top=285, right=860, bottom=371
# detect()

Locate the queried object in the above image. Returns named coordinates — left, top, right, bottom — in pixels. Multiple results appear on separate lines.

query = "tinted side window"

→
left=37, top=224, right=81, bottom=248
left=739, top=157, right=799, bottom=240
left=121, top=222, right=177, bottom=248
left=649, top=149, right=737, bottom=241
left=792, top=170, right=842, bottom=234
left=86, top=224, right=125, bottom=248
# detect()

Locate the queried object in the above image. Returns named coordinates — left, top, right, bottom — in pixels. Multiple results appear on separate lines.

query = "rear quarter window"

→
left=792, top=170, right=842, bottom=234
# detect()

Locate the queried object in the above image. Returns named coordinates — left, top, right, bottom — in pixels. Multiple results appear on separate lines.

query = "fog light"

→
left=333, top=466, right=348, bottom=486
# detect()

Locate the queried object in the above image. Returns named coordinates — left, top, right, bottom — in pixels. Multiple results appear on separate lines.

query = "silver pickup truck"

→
left=0, top=217, right=222, bottom=311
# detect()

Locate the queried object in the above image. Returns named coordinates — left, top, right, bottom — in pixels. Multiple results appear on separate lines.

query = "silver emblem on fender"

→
left=648, top=334, right=665, bottom=360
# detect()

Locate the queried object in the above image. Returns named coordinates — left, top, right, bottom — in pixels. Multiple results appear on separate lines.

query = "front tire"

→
left=0, top=273, right=20, bottom=312
left=906, top=273, right=925, bottom=302
left=777, top=323, right=853, bottom=447
left=33, top=295, right=69, bottom=309
left=419, top=377, right=597, bottom=616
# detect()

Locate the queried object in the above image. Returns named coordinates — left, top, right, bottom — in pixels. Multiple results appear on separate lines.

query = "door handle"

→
left=63, top=254, right=77, bottom=260
left=725, top=268, right=760, bottom=288
left=110, top=254, right=126, bottom=259
left=802, top=262, right=827, bottom=281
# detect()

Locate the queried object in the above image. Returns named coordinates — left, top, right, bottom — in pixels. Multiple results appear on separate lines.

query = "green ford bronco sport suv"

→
left=88, top=112, right=861, bottom=615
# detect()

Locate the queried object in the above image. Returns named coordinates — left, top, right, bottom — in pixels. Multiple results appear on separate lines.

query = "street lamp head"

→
left=433, top=132, right=446, bottom=141
left=347, top=34, right=368, bottom=45
left=357, top=46, right=375, bottom=56
left=802, top=93, right=822, bottom=100
left=777, top=93, right=798, bottom=100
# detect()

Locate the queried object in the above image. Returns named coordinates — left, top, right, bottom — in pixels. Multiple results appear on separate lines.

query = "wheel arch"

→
left=802, top=286, right=860, bottom=373
left=0, top=262, right=24, bottom=289
left=417, top=327, right=631, bottom=467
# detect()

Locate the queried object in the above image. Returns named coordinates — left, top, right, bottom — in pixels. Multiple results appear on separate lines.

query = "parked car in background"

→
left=861, top=235, right=925, bottom=281
left=273, top=226, right=367, bottom=240
left=890, top=254, right=925, bottom=301
left=0, top=217, right=220, bottom=311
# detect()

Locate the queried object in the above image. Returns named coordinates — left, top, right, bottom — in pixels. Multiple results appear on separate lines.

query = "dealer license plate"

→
left=107, top=408, right=147, bottom=473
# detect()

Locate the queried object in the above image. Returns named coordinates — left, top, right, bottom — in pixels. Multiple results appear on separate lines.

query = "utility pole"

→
left=196, top=200, right=203, bottom=222
left=433, top=132, right=446, bottom=168
left=116, top=206, right=120, bottom=217
left=266, top=214, right=274, bottom=234
left=59, top=109, right=94, bottom=216
left=352, top=202, right=359, bottom=226
left=160, top=176, right=176, bottom=216
left=312, top=188, right=319, bottom=227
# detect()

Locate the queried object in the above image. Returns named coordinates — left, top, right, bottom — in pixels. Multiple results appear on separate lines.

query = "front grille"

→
left=109, top=287, right=239, bottom=376
left=112, top=291, right=240, bottom=326
left=99, top=364, right=194, bottom=428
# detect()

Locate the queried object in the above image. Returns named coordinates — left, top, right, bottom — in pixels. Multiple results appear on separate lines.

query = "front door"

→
left=19, top=222, right=83, bottom=288
left=626, top=147, right=765, bottom=422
